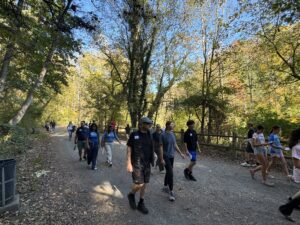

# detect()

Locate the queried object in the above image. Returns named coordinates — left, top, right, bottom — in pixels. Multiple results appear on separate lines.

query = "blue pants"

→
left=88, top=144, right=99, bottom=169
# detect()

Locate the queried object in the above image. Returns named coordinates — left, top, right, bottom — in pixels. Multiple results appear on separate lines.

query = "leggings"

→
left=163, top=155, right=174, bottom=191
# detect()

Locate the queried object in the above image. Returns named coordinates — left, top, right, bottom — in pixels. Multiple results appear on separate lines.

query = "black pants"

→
left=163, top=155, right=174, bottom=191
left=279, top=196, right=300, bottom=216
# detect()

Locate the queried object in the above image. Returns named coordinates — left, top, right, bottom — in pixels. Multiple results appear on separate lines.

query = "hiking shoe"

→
left=184, top=168, right=190, bottom=180
left=262, top=181, right=275, bottom=187
left=240, top=162, right=251, bottom=167
left=279, top=206, right=295, bottom=222
left=162, top=186, right=169, bottom=193
left=169, top=191, right=175, bottom=201
left=127, top=193, right=136, bottom=210
left=188, top=173, right=197, bottom=181
left=137, top=201, right=149, bottom=214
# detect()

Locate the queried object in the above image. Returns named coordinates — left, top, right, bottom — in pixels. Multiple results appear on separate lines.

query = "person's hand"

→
left=186, top=151, right=190, bottom=157
left=127, top=163, right=133, bottom=173
left=198, top=149, right=202, bottom=154
left=160, top=159, right=165, bottom=166
left=74, top=141, right=77, bottom=145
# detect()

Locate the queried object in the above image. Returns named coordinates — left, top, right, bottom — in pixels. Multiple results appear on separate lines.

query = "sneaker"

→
left=279, top=206, right=295, bottom=222
left=137, top=201, right=149, bottom=214
left=240, top=162, right=251, bottom=167
left=92, top=167, right=98, bottom=170
left=188, top=173, right=197, bottom=181
left=108, top=163, right=112, bottom=167
left=169, top=191, right=175, bottom=201
left=262, top=181, right=275, bottom=187
left=162, top=186, right=169, bottom=193
left=127, top=193, right=136, bottom=209
left=184, top=168, right=190, bottom=180
left=267, top=174, right=275, bottom=179
left=250, top=164, right=257, bottom=167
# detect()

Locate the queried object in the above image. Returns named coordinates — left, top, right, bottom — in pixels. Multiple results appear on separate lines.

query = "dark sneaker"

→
left=127, top=193, right=136, bottom=210
left=137, top=201, right=149, bottom=214
left=184, top=168, right=190, bottom=180
left=189, top=173, right=197, bottom=181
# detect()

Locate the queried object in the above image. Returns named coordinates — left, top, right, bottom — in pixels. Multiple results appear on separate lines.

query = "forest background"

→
left=0, top=0, right=299, bottom=139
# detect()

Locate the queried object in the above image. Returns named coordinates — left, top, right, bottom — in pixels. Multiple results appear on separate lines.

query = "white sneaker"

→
left=268, top=174, right=275, bottom=179
left=240, top=162, right=251, bottom=167
left=169, top=191, right=175, bottom=201
left=262, top=181, right=275, bottom=187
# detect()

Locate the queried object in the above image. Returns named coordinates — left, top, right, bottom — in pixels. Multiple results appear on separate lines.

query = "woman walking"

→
left=101, top=125, right=121, bottom=167
left=87, top=123, right=100, bottom=170
left=249, top=125, right=274, bottom=187
left=267, top=125, right=291, bottom=180
left=67, top=122, right=74, bottom=141
left=289, top=128, right=300, bottom=183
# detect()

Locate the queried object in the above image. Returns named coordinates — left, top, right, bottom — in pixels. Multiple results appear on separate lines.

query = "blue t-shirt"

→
left=161, top=131, right=177, bottom=158
left=103, top=131, right=118, bottom=143
left=89, top=131, right=99, bottom=144
left=269, top=133, right=282, bottom=152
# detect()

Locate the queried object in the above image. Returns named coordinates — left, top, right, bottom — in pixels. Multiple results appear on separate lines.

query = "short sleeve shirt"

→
left=252, top=132, right=266, bottom=151
left=247, top=128, right=255, bottom=139
left=269, top=133, right=282, bottom=152
left=127, top=130, right=153, bottom=167
left=161, top=131, right=177, bottom=158
left=184, top=129, right=198, bottom=151
left=76, top=127, right=89, bottom=141
left=292, top=144, right=300, bottom=160
left=89, top=131, right=99, bottom=144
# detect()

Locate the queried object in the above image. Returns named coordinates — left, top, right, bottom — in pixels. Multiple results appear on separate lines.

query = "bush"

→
left=0, top=124, right=31, bottom=158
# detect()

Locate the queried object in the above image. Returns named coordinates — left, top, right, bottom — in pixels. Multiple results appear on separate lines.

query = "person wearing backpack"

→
left=101, top=125, right=121, bottom=167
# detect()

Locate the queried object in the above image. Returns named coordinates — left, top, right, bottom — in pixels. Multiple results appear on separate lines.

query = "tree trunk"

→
left=8, top=42, right=55, bottom=125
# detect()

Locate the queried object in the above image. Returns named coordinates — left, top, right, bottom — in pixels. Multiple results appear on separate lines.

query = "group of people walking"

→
left=68, top=120, right=120, bottom=170
left=241, top=123, right=300, bottom=221
left=126, top=117, right=201, bottom=214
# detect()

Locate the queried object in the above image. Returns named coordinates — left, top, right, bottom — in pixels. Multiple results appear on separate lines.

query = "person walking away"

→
left=67, top=122, right=73, bottom=141
left=241, top=123, right=256, bottom=167
left=52, top=121, right=56, bottom=132
left=267, top=125, right=291, bottom=180
left=153, top=124, right=164, bottom=172
left=161, top=121, right=185, bottom=201
left=125, top=124, right=131, bottom=140
left=183, top=120, right=201, bottom=181
left=127, top=117, right=162, bottom=214
left=87, top=123, right=100, bottom=170
left=75, top=121, right=89, bottom=161
left=289, top=128, right=300, bottom=183
left=279, top=191, right=300, bottom=222
left=101, top=125, right=121, bottom=167
left=249, top=125, right=274, bottom=187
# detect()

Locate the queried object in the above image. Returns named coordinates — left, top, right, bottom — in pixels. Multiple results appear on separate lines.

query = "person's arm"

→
left=252, top=137, right=268, bottom=147
left=175, top=143, right=185, bottom=158
left=184, top=143, right=189, bottom=156
left=197, top=141, right=201, bottom=154
left=127, top=146, right=133, bottom=172
left=114, top=132, right=121, bottom=144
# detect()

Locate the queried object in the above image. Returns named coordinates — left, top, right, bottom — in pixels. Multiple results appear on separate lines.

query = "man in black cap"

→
left=127, top=117, right=164, bottom=214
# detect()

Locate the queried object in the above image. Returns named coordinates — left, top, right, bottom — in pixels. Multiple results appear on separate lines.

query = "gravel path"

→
left=2, top=128, right=300, bottom=224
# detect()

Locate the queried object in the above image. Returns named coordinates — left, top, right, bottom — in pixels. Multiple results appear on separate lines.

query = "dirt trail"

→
left=4, top=127, right=300, bottom=225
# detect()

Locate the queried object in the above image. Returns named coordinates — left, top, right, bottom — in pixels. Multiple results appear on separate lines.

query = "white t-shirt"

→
left=252, top=132, right=266, bottom=151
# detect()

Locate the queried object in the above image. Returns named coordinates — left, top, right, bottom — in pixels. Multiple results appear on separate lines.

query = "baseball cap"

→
left=140, top=117, right=153, bottom=124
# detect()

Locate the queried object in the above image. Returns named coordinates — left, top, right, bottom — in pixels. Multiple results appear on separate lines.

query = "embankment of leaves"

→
left=0, top=124, right=46, bottom=158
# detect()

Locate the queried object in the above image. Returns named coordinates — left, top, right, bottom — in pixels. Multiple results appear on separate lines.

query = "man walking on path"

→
left=75, top=121, right=89, bottom=161
left=87, top=123, right=100, bottom=170
left=153, top=124, right=164, bottom=172
left=161, top=121, right=185, bottom=201
left=127, top=117, right=163, bottom=214
left=183, top=120, right=201, bottom=181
